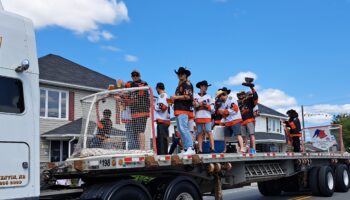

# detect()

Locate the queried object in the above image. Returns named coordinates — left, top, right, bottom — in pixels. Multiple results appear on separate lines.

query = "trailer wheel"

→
left=258, top=180, right=282, bottom=196
left=309, top=167, right=320, bottom=196
left=105, top=180, right=151, bottom=200
left=335, top=164, right=349, bottom=192
left=162, top=177, right=202, bottom=200
left=318, top=166, right=335, bottom=197
left=80, top=180, right=151, bottom=200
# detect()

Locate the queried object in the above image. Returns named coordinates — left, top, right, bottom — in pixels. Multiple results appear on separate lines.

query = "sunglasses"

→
left=132, top=74, right=140, bottom=77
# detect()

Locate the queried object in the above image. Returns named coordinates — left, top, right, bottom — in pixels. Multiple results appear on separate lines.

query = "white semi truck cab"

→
left=0, top=1, right=40, bottom=199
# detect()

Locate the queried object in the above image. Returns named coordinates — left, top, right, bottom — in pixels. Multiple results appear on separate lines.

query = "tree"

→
left=332, top=114, right=350, bottom=151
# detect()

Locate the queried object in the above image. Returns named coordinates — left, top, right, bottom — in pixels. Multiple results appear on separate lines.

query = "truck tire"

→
left=258, top=180, right=282, bottom=196
left=80, top=180, right=151, bottom=200
left=318, top=166, right=335, bottom=197
left=335, top=164, right=349, bottom=192
left=105, top=180, right=151, bottom=200
left=309, top=167, right=320, bottom=196
left=162, top=177, right=202, bottom=200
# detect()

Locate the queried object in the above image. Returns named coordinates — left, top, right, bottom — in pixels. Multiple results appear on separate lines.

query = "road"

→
left=203, top=183, right=350, bottom=200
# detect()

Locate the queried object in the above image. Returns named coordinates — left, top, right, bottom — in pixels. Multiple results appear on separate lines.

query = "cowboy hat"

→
left=174, top=67, right=191, bottom=77
left=196, top=80, right=212, bottom=88
left=218, top=87, right=231, bottom=95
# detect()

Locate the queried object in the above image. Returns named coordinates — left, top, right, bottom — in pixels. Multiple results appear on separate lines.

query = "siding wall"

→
left=39, top=83, right=96, bottom=162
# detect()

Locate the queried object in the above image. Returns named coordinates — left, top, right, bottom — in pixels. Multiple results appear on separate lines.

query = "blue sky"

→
left=3, top=0, right=350, bottom=125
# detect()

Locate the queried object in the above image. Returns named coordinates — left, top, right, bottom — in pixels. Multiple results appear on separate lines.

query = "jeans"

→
left=126, top=123, right=139, bottom=149
left=176, top=114, right=193, bottom=150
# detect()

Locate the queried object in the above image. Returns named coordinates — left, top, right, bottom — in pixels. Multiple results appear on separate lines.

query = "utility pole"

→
left=301, top=105, right=305, bottom=129
left=301, top=105, right=306, bottom=150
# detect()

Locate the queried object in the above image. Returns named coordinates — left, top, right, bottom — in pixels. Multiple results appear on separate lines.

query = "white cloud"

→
left=259, top=88, right=297, bottom=108
left=87, top=30, right=114, bottom=42
left=223, top=71, right=257, bottom=86
left=2, top=0, right=128, bottom=41
left=100, top=45, right=120, bottom=52
left=125, top=54, right=138, bottom=62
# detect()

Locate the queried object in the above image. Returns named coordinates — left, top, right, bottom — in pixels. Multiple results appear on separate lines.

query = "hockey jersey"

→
left=193, top=93, right=214, bottom=123
left=221, top=96, right=242, bottom=126
left=155, top=92, right=170, bottom=125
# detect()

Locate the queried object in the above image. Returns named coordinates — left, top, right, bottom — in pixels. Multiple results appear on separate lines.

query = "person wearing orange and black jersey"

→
left=237, top=86, right=258, bottom=154
left=212, top=97, right=224, bottom=127
left=170, top=67, right=196, bottom=155
left=125, top=70, right=150, bottom=150
left=90, top=109, right=113, bottom=148
left=284, top=109, right=302, bottom=152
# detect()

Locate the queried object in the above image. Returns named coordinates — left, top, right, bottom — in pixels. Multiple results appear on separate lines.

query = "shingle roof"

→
left=42, top=118, right=127, bottom=137
left=258, top=103, right=287, bottom=118
left=39, top=54, right=115, bottom=89
left=42, top=118, right=83, bottom=136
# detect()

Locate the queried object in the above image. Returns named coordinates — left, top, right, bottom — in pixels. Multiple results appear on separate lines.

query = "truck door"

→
left=0, top=6, right=40, bottom=198
left=0, top=76, right=30, bottom=188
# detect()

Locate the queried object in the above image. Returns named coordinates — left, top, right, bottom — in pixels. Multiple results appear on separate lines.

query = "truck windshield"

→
left=0, top=76, right=25, bottom=113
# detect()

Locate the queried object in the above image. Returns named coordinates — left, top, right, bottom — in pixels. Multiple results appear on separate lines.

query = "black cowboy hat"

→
left=174, top=67, right=191, bottom=77
left=196, top=80, right=212, bottom=88
left=219, top=87, right=231, bottom=95
left=286, top=109, right=298, bottom=118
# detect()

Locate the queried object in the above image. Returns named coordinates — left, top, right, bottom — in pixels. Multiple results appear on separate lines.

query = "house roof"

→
left=39, top=54, right=115, bottom=90
left=42, top=118, right=83, bottom=138
left=258, top=103, right=287, bottom=118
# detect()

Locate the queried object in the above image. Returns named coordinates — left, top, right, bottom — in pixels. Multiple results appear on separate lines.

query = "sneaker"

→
left=249, top=148, right=256, bottom=154
left=182, top=148, right=196, bottom=156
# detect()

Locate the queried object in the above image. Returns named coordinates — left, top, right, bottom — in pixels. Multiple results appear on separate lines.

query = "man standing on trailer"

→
left=237, top=84, right=259, bottom=154
left=284, top=109, right=302, bottom=152
left=217, top=87, right=245, bottom=153
left=171, top=67, right=196, bottom=155
left=125, top=70, right=150, bottom=150
left=194, top=80, right=215, bottom=153
left=155, top=82, right=170, bottom=155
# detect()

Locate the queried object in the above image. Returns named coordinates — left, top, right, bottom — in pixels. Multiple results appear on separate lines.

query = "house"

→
left=39, top=54, right=115, bottom=162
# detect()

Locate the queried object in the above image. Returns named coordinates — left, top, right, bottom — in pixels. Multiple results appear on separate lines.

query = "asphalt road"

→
left=203, top=184, right=350, bottom=200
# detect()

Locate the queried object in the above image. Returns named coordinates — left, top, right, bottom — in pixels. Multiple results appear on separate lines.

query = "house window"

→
left=40, top=88, right=68, bottom=119
left=268, top=118, right=281, bottom=133
left=0, top=76, right=25, bottom=114
left=50, top=140, right=69, bottom=162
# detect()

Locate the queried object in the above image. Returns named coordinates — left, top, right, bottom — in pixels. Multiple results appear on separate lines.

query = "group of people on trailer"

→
left=94, top=67, right=302, bottom=156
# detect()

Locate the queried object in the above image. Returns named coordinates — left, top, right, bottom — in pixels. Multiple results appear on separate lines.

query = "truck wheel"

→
left=80, top=180, right=151, bottom=200
left=258, top=180, right=282, bottom=196
left=162, top=177, right=202, bottom=200
left=335, top=164, right=349, bottom=192
left=105, top=180, right=152, bottom=200
left=318, top=166, right=335, bottom=197
left=309, top=167, right=320, bottom=196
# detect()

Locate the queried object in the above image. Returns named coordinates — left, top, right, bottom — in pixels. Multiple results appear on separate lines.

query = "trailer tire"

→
left=335, top=164, right=349, bottom=192
left=318, top=166, right=334, bottom=197
left=105, top=180, right=151, bottom=200
left=258, top=180, right=282, bottom=196
left=309, top=167, right=320, bottom=196
left=80, top=180, right=151, bottom=200
left=162, top=177, right=202, bottom=200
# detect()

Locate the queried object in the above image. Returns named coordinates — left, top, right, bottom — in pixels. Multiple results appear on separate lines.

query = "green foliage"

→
left=332, top=114, right=350, bottom=151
